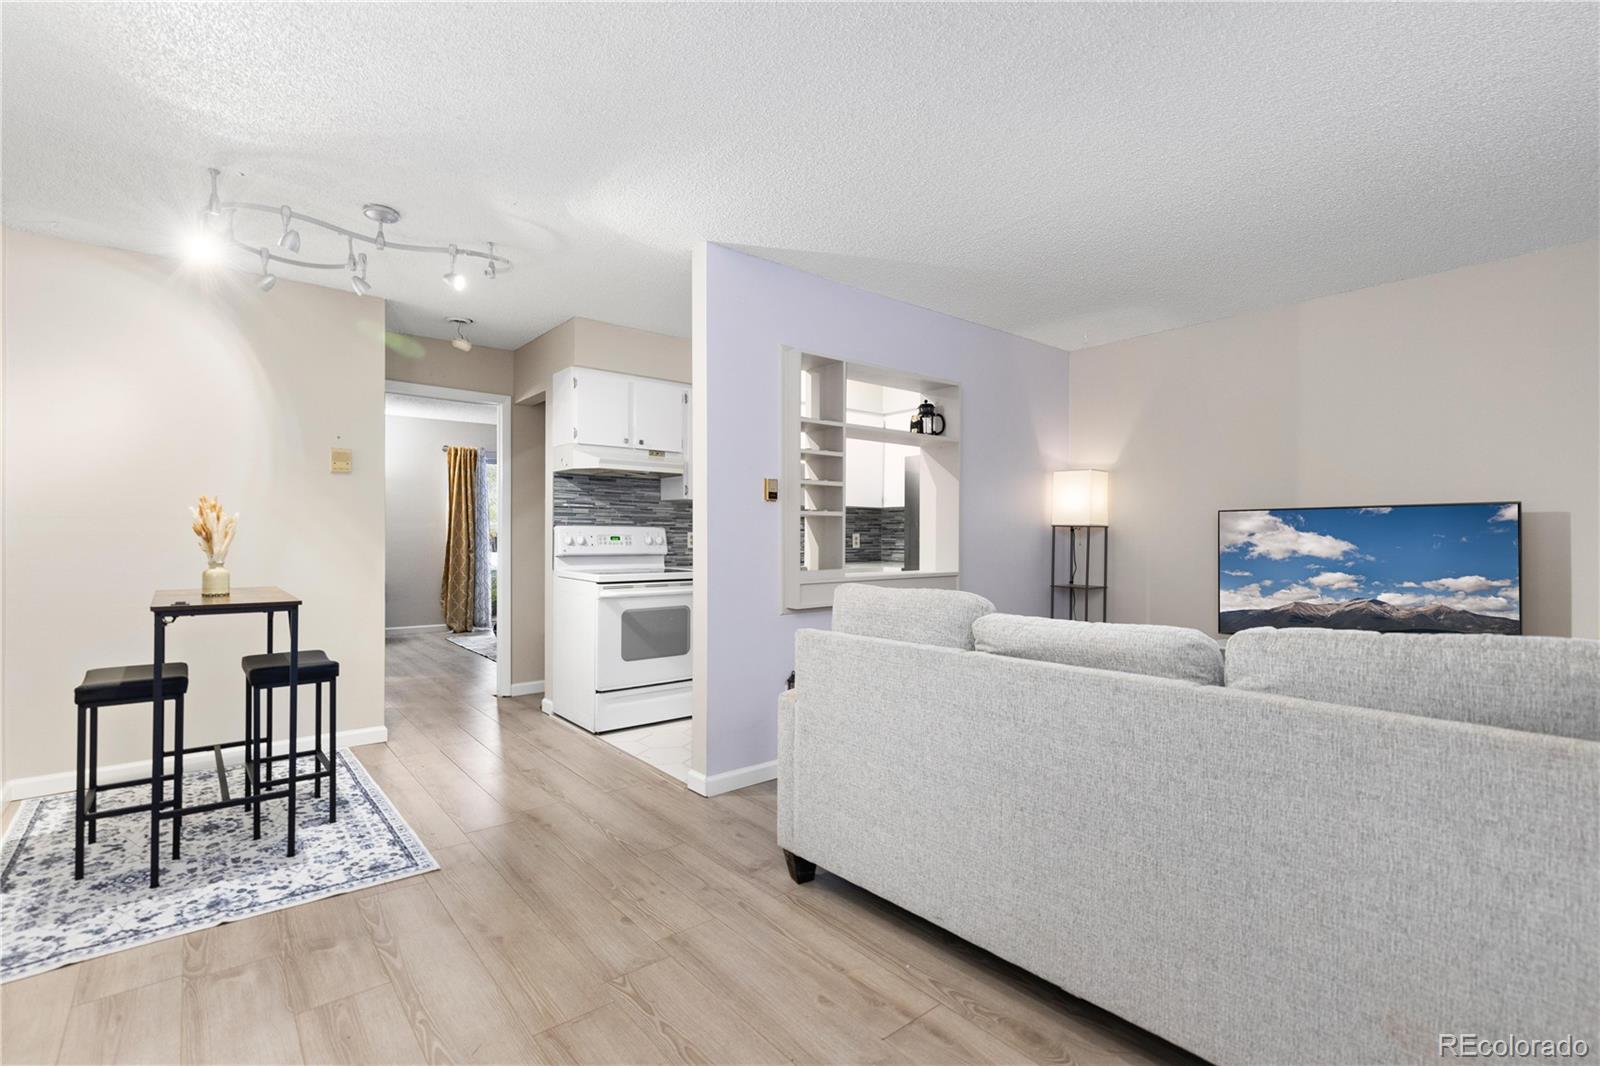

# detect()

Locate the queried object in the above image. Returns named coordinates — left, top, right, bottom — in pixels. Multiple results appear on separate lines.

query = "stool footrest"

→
left=212, top=745, right=230, bottom=803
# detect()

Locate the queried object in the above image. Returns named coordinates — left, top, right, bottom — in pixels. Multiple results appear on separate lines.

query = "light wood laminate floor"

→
left=0, top=632, right=1202, bottom=1065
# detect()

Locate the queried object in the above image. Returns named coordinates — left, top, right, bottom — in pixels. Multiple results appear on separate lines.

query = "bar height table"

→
left=149, top=586, right=302, bottom=888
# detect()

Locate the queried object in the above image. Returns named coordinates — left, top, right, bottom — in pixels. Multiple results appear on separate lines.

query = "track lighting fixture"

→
left=184, top=170, right=510, bottom=300
left=365, top=204, right=398, bottom=252
left=448, top=317, right=474, bottom=352
left=277, top=206, right=301, bottom=253
left=350, top=252, right=371, bottom=296
left=203, top=167, right=222, bottom=218
left=443, top=245, right=467, bottom=292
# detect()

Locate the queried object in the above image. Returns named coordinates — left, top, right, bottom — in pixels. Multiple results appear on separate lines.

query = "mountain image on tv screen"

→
left=1218, top=503, right=1521, bottom=636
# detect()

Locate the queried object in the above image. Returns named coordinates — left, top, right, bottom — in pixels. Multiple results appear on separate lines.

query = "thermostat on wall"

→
left=330, top=447, right=353, bottom=474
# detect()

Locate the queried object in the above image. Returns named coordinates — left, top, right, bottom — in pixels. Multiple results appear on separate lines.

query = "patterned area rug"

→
left=447, top=629, right=497, bottom=661
left=0, top=751, right=436, bottom=983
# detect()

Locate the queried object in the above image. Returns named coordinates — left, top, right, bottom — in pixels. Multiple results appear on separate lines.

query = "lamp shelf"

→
left=800, top=417, right=846, bottom=428
left=801, top=510, right=844, bottom=518
left=801, top=479, right=843, bottom=487
left=800, top=448, right=844, bottom=458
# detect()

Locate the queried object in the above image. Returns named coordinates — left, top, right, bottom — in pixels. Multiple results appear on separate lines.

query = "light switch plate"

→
left=762, top=477, right=779, bottom=502
left=330, top=447, right=353, bottom=474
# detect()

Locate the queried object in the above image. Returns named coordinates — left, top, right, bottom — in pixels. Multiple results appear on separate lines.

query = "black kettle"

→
left=911, top=400, right=945, bottom=436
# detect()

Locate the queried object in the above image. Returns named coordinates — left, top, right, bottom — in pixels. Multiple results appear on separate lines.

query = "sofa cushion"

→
left=1225, top=627, right=1600, bottom=741
left=831, top=584, right=994, bottom=650
left=972, top=614, right=1224, bottom=685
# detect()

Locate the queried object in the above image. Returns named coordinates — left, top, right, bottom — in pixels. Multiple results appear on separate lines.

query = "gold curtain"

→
left=441, top=445, right=478, bottom=633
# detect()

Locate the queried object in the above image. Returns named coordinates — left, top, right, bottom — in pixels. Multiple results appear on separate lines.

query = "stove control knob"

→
left=562, top=535, right=573, bottom=546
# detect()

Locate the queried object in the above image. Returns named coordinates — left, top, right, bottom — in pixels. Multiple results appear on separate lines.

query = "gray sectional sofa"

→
left=778, top=585, right=1599, bottom=1065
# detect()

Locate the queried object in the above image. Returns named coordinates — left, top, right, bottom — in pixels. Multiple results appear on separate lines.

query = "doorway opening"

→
left=383, top=381, right=514, bottom=697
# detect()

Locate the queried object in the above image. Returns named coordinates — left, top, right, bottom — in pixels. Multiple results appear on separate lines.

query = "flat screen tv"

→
left=1218, top=503, right=1521, bottom=635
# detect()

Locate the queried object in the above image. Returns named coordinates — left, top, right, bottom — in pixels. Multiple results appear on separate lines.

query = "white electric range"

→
left=547, top=525, right=693, bottom=733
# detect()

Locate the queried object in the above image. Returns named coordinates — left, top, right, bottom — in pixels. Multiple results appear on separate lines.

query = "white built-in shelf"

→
left=845, top=424, right=959, bottom=447
left=783, top=346, right=962, bottom=611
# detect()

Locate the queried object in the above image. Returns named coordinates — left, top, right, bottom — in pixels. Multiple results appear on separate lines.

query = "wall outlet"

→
left=851, top=532, right=861, bottom=548
left=687, top=531, right=695, bottom=549
left=330, top=447, right=352, bottom=474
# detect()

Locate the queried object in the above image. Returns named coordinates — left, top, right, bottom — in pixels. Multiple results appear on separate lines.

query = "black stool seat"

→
left=75, top=663, right=189, bottom=705
left=241, top=650, right=339, bottom=687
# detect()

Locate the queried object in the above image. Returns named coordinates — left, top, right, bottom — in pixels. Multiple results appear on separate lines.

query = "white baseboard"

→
left=508, top=680, right=545, bottom=697
left=686, top=759, right=777, bottom=798
left=0, top=726, right=389, bottom=804
left=385, top=624, right=448, bottom=635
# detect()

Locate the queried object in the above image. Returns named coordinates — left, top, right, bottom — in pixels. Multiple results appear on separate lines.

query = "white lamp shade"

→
left=1052, top=470, right=1109, bottom=526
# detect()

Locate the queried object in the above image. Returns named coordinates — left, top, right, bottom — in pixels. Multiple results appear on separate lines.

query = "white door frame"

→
left=384, top=379, right=514, bottom=698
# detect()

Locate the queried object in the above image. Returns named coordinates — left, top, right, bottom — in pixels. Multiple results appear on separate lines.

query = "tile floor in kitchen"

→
left=596, top=718, right=692, bottom=782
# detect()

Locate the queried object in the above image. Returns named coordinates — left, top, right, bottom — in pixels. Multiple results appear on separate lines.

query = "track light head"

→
left=443, top=244, right=466, bottom=291
left=484, top=242, right=498, bottom=279
left=277, top=206, right=300, bottom=253
left=350, top=252, right=371, bottom=296
left=183, top=224, right=223, bottom=267
left=257, top=248, right=277, bottom=291
left=448, top=317, right=474, bottom=352
left=345, top=237, right=357, bottom=271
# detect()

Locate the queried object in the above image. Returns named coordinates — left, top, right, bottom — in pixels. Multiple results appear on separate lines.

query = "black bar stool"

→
left=73, top=663, right=189, bottom=880
left=242, top=649, right=338, bottom=839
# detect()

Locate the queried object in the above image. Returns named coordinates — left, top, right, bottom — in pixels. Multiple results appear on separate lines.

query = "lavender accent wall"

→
left=694, top=243, right=1072, bottom=782
left=553, top=472, right=691, bottom=567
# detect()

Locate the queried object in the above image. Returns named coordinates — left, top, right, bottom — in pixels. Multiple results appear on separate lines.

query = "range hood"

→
left=551, top=442, right=684, bottom=476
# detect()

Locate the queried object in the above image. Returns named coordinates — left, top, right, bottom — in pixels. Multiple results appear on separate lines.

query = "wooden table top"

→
left=151, top=586, right=301, bottom=612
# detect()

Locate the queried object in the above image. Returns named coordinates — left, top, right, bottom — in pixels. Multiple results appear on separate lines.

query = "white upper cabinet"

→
left=565, top=367, right=633, bottom=447
left=630, top=377, right=688, bottom=453
left=552, top=367, right=689, bottom=455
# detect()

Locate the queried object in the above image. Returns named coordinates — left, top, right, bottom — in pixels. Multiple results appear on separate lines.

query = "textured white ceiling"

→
left=3, top=3, right=1594, bottom=351
left=384, top=392, right=497, bottom=426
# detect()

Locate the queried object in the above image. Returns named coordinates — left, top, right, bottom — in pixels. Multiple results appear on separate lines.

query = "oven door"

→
left=593, top=582, right=692, bottom=692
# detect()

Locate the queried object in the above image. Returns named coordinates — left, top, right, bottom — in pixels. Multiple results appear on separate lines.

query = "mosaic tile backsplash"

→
left=553, top=472, right=692, bottom=567
left=846, top=507, right=906, bottom=564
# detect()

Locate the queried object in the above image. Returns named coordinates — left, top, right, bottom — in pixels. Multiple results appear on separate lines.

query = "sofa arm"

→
left=776, top=687, right=799, bottom=849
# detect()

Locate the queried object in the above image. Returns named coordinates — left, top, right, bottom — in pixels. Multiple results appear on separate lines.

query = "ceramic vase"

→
left=202, top=564, right=230, bottom=597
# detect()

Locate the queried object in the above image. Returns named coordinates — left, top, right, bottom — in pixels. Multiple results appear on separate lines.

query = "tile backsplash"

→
left=553, top=472, right=691, bottom=567
left=846, top=507, right=906, bottom=564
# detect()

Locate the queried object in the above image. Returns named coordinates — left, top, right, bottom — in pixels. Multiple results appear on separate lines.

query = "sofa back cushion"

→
left=972, top=614, right=1225, bottom=685
left=1225, top=627, right=1600, bottom=741
left=831, top=584, right=994, bottom=650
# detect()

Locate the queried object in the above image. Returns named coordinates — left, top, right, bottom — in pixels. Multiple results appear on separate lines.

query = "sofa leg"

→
left=783, top=850, right=816, bottom=884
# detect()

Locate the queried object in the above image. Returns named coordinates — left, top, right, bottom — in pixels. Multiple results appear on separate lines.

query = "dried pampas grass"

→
left=190, top=495, right=238, bottom=566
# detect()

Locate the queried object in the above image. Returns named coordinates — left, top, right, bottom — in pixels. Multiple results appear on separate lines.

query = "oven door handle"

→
left=596, top=587, right=692, bottom=600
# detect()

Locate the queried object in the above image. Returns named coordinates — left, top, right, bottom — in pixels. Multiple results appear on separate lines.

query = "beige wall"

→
left=1066, top=241, right=1599, bottom=639
left=513, top=317, right=690, bottom=403
left=1, top=229, right=386, bottom=794
left=384, top=337, right=544, bottom=684
left=511, top=317, right=690, bottom=702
